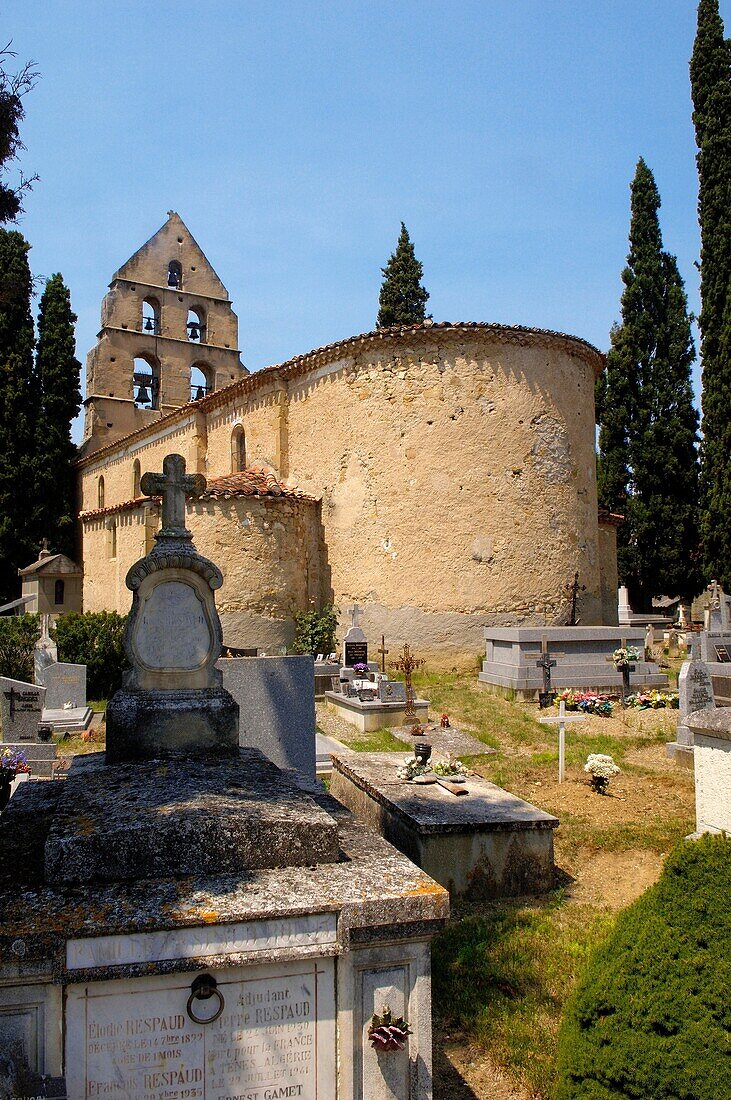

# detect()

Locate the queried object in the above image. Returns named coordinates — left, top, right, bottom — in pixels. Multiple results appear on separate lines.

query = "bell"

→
left=194, top=385, right=205, bottom=401
left=144, top=317, right=155, bottom=332
left=168, top=270, right=179, bottom=287
left=136, top=383, right=151, bottom=406
left=187, top=322, right=200, bottom=341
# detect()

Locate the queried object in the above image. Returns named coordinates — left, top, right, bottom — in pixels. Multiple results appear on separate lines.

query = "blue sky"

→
left=7, top=1, right=719, bottom=439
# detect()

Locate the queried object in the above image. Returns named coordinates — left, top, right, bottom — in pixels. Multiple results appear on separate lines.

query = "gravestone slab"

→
left=217, top=654, right=316, bottom=777
left=667, top=639, right=715, bottom=766
left=37, top=661, right=87, bottom=710
left=0, top=677, right=45, bottom=744
left=378, top=678, right=407, bottom=703
left=343, top=602, right=368, bottom=667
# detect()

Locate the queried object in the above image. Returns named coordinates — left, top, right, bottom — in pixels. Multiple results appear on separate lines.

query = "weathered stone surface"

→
left=105, top=685, right=238, bottom=762
left=38, top=749, right=340, bottom=885
left=325, top=690, right=429, bottom=733
left=330, top=752, right=558, bottom=898
left=687, top=707, right=731, bottom=835
left=217, top=654, right=316, bottom=777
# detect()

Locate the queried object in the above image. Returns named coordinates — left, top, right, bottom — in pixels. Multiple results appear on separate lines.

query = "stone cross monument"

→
left=105, top=453, right=238, bottom=762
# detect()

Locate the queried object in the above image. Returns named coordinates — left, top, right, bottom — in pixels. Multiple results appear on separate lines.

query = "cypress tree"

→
left=377, top=222, right=430, bottom=328
left=0, top=229, right=39, bottom=600
left=35, top=274, right=81, bottom=558
left=691, top=0, right=731, bottom=588
left=597, top=159, right=701, bottom=608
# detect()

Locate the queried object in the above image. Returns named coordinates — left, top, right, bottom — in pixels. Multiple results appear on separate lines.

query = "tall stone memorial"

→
left=0, top=454, right=447, bottom=1099
left=667, top=635, right=715, bottom=767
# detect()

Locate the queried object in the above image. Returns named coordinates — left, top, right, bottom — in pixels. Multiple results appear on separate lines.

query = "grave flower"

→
left=554, top=689, right=614, bottom=716
left=612, top=646, right=641, bottom=670
left=626, top=690, right=679, bottom=710
left=584, top=752, right=620, bottom=794
left=432, top=756, right=468, bottom=778
left=397, top=756, right=431, bottom=781
left=353, top=662, right=370, bottom=676
left=368, top=1005, right=412, bottom=1051
left=0, top=748, right=30, bottom=780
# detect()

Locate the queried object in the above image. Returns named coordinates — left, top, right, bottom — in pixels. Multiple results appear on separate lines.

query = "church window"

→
left=187, top=307, right=205, bottom=343
left=109, top=523, right=117, bottom=559
left=97, top=476, right=105, bottom=509
left=190, top=363, right=211, bottom=402
left=167, top=260, right=182, bottom=288
left=132, top=459, right=141, bottom=498
left=141, top=297, right=160, bottom=335
left=133, top=356, right=160, bottom=410
left=54, top=579, right=65, bottom=605
left=231, top=425, right=246, bottom=472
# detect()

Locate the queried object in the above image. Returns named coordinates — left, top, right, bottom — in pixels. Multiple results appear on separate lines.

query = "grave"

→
left=686, top=706, right=731, bottom=836
left=331, top=752, right=558, bottom=898
left=0, top=454, right=447, bottom=1099
left=667, top=636, right=715, bottom=767
left=327, top=626, right=430, bottom=731
left=617, top=584, right=672, bottom=631
left=479, top=626, right=668, bottom=700
left=217, top=652, right=317, bottom=777
left=33, top=618, right=93, bottom=732
left=0, top=675, right=56, bottom=777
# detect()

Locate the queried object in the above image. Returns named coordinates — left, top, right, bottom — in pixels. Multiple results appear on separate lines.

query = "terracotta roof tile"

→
left=200, top=467, right=313, bottom=501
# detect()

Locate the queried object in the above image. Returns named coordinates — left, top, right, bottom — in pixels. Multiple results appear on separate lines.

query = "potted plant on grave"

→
left=353, top=662, right=372, bottom=680
left=0, top=748, right=30, bottom=810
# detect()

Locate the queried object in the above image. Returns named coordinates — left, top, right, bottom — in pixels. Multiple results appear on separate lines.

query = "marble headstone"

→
left=343, top=603, right=368, bottom=667
left=677, top=637, right=715, bottom=748
left=0, top=677, right=45, bottom=744
left=37, top=661, right=87, bottom=710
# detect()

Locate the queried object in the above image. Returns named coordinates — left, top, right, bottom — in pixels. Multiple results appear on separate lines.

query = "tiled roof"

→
left=200, top=467, right=313, bottom=501
left=79, top=497, right=153, bottom=521
left=75, top=321, right=606, bottom=469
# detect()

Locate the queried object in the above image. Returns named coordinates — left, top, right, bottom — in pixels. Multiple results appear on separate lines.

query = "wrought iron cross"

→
left=377, top=634, right=389, bottom=674
left=140, top=454, right=206, bottom=538
left=536, top=651, right=557, bottom=694
left=392, top=643, right=425, bottom=726
left=565, top=571, right=586, bottom=626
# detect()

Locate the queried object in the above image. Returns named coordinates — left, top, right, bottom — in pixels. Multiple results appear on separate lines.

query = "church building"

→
left=75, top=213, right=619, bottom=664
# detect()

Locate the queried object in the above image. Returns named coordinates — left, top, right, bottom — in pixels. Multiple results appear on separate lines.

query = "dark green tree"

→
left=691, top=0, right=731, bottom=588
left=377, top=222, right=430, bottom=328
left=0, top=45, right=38, bottom=225
left=35, top=274, right=81, bottom=557
left=597, top=159, right=701, bottom=607
left=0, top=229, right=40, bottom=600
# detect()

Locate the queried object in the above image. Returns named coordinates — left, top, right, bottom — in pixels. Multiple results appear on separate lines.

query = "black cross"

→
left=377, top=634, right=389, bottom=674
left=565, top=571, right=586, bottom=626
left=536, top=651, right=557, bottom=694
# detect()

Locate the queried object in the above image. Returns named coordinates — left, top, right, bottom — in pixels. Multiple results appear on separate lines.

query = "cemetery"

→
left=2, top=5, right=731, bottom=1098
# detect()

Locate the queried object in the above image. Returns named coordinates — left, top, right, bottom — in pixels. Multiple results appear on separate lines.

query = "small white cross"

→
left=539, top=700, right=587, bottom=782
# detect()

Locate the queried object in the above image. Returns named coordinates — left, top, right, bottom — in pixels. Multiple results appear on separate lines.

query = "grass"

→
left=316, top=724, right=405, bottom=752
left=88, top=699, right=108, bottom=712
left=410, top=670, right=543, bottom=748
left=433, top=895, right=614, bottom=1096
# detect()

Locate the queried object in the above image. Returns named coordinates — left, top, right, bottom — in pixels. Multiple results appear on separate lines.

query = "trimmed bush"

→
left=555, top=834, right=731, bottom=1099
left=54, top=611, right=128, bottom=700
left=0, top=614, right=39, bottom=681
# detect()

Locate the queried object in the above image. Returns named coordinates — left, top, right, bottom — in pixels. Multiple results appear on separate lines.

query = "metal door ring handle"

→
left=186, top=974, right=224, bottom=1024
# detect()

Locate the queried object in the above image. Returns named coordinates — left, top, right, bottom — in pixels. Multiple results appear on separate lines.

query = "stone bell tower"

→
left=81, top=212, right=248, bottom=455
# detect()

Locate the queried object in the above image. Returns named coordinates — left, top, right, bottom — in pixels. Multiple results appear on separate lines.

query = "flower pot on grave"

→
left=414, top=743, right=432, bottom=765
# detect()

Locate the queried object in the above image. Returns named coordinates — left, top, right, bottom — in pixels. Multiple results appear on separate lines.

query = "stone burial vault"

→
left=0, top=454, right=448, bottom=1100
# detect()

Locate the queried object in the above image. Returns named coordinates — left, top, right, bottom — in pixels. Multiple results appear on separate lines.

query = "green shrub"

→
left=291, top=604, right=338, bottom=657
left=0, top=614, right=39, bottom=681
left=554, top=834, right=731, bottom=1099
left=55, top=611, right=129, bottom=699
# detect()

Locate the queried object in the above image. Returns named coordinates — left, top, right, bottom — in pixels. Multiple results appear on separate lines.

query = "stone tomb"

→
left=0, top=454, right=447, bottom=1099
left=0, top=675, right=56, bottom=777
left=331, top=752, right=558, bottom=898
left=686, top=706, right=731, bottom=836
left=479, top=626, right=667, bottom=700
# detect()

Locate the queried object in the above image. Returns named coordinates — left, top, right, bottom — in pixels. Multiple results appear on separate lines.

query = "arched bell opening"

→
left=141, top=297, right=160, bottom=335
left=190, top=363, right=212, bottom=402
left=187, top=306, right=206, bottom=344
left=167, top=260, right=182, bottom=289
left=133, top=355, right=161, bottom=410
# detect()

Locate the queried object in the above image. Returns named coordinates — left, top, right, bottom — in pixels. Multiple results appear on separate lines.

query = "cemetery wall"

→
left=77, top=324, right=609, bottom=660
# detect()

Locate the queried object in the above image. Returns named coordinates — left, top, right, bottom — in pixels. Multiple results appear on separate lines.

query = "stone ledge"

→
left=687, top=706, right=731, bottom=742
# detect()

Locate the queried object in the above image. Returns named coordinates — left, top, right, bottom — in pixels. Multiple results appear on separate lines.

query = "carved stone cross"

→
left=141, top=454, right=206, bottom=537
left=348, top=604, right=363, bottom=630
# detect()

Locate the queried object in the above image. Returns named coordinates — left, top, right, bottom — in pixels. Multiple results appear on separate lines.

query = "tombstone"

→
left=0, top=675, right=56, bottom=777
left=618, top=585, right=633, bottom=624
left=667, top=636, right=715, bottom=767
left=378, top=678, right=407, bottom=703
left=33, top=615, right=92, bottom=731
left=343, top=603, right=368, bottom=667
left=0, top=454, right=445, bottom=1099
left=33, top=613, right=57, bottom=683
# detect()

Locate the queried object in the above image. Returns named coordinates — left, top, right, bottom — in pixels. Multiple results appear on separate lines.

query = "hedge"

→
left=554, top=834, right=731, bottom=1099
left=55, top=611, right=128, bottom=700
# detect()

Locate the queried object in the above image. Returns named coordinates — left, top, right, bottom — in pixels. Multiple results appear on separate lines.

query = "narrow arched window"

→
left=190, top=363, right=211, bottom=402
left=54, top=579, right=65, bottom=605
left=187, top=306, right=205, bottom=343
left=141, top=297, right=160, bottom=335
left=98, top=476, right=105, bottom=509
left=133, top=356, right=160, bottom=410
left=132, top=459, right=141, bottom=498
left=231, top=425, right=246, bottom=472
left=167, top=260, right=182, bottom=288
left=109, top=523, right=117, bottom=559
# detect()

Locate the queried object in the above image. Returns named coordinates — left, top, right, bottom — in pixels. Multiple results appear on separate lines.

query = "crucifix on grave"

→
left=392, top=643, right=425, bottom=727
left=565, top=571, right=586, bottom=626
left=535, top=635, right=565, bottom=707
left=140, top=453, right=206, bottom=541
left=377, top=634, right=389, bottom=674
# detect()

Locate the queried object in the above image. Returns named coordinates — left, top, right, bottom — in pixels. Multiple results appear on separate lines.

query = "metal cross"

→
left=536, top=651, right=557, bottom=694
left=392, top=643, right=425, bottom=726
left=377, top=634, right=389, bottom=674
left=565, top=571, right=586, bottom=626
left=140, top=454, right=206, bottom=537
left=348, top=604, right=363, bottom=630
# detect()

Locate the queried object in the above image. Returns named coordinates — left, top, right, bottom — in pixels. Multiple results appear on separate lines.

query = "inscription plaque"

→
left=344, top=641, right=368, bottom=668
left=136, top=582, right=212, bottom=671
left=66, top=958, right=335, bottom=1100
